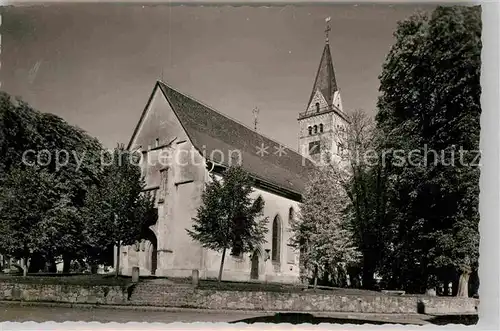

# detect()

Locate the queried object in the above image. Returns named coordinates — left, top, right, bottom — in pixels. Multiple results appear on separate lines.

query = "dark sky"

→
left=2, top=3, right=434, bottom=150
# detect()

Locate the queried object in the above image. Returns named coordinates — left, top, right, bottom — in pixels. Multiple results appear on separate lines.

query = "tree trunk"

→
left=115, top=241, right=121, bottom=278
left=452, top=279, right=459, bottom=296
left=348, top=266, right=362, bottom=288
left=448, top=279, right=453, bottom=296
left=62, top=255, right=71, bottom=274
left=48, top=257, right=57, bottom=273
left=22, top=258, right=27, bottom=277
left=457, top=269, right=471, bottom=297
left=470, top=270, right=479, bottom=298
left=362, top=258, right=375, bottom=290
left=28, top=253, right=44, bottom=273
left=313, top=265, right=318, bottom=289
left=218, top=248, right=226, bottom=284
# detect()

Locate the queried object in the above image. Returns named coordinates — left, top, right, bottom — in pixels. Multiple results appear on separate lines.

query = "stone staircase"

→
left=127, top=280, right=195, bottom=307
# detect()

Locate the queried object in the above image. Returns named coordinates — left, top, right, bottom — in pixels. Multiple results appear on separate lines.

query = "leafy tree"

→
left=0, top=93, right=103, bottom=200
left=311, top=109, right=388, bottom=289
left=0, top=167, right=86, bottom=273
left=336, top=109, right=390, bottom=290
left=187, top=165, right=268, bottom=283
left=0, top=167, right=59, bottom=268
left=81, top=145, right=157, bottom=276
left=290, top=164, right=360, bottom=288
left=0, top=93, right=156, bottom=275
left=0, top=93, right=103, bottom=271
left=375, top=6, right=481, bottom=296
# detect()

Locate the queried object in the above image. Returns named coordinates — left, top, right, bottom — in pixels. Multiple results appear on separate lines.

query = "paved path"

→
left=0, top=303, right=431, bottom=325
left=0, top=304, right=273, bottom=323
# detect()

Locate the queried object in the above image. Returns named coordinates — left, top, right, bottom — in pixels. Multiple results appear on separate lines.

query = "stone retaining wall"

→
left=129, top=284, right=478, bottom=314
left=0, top=281, right=479, bottom=315
left=0, top=282, right=128, bottom=305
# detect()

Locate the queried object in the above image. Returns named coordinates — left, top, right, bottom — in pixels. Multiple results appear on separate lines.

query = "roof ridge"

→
left=157, top=80, right=302, bottom=155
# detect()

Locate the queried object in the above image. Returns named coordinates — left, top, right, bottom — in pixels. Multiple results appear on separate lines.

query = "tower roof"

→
left=307, top=43, right=339, bottom=109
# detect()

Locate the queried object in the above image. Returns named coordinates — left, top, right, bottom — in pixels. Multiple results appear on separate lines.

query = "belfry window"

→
left=308, top=126, right=312, bottom=135
left=319, top=124, right=324, bottom=133
left=314, top=125, right=318, bottom=134
left=315, top=102, right=320, bottom=112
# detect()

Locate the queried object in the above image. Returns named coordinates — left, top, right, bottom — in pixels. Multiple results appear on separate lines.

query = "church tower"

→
left=298, top=18, right=348, bottom=162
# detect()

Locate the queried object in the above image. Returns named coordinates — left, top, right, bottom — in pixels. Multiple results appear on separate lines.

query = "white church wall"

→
left=201, top=184, right=301, bottom=284
left=154, top=140, right=207, bottom=277
left=119, top=85, right=206, bottom=278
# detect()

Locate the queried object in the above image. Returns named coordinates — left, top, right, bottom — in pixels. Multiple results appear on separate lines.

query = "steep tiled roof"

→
left=307, top=43, right=339, bottom=109
left=157, top=81, right=315, bottom=197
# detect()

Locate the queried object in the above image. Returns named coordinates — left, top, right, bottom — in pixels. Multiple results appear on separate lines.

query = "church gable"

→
left=306, top=89, right=329, bottom=114
left=128, top=84, right=190, bottom=152
left=128, top=84, right=202, bottom=191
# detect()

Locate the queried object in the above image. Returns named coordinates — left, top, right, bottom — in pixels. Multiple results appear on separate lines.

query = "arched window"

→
left=315, top=102, right=320, bottom=112
left=313, top=125, right=318, bottom=134
left=286, top=207, right=296, bottom=264
left=319, top=124, right=323, bottom=133
left=308, top=126, right=312, bottom=135
left=272, top=215, right=281, bottom=262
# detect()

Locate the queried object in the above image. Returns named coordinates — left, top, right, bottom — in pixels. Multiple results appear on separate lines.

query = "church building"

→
left=116, top=22, right=349, bottom=283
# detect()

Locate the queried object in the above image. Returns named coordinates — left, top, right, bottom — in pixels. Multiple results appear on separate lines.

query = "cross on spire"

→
left=325, top=16, right=331, bottom=43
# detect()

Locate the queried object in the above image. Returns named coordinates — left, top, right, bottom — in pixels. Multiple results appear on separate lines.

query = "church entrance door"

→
left=145, top=230, right=158, bottom=276
left=151, top=242, right=157, bottom=276
left=250, top=251, right=259, bottom=280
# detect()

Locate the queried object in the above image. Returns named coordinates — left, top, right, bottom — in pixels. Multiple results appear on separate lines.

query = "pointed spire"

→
left=306, top=30, right=339, bottom=110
